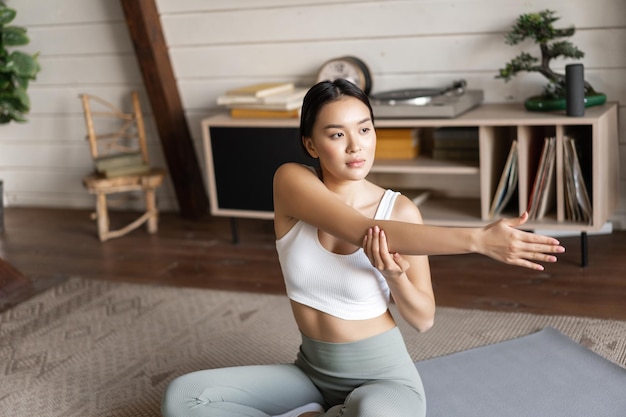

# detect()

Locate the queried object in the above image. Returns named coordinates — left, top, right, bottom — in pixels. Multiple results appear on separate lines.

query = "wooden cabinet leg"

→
left=230, top=217, right=239, bottom=245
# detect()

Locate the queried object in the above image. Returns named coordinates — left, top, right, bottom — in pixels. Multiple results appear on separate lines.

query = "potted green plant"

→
left=0, top=1, right=40, bottom=124
left=0, top=1, right=40, bottom=231
left=496, top=9, right=605, bottom=111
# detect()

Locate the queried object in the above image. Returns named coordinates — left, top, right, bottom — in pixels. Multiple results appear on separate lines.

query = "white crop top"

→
left=275, top=189, right=400, bottom=320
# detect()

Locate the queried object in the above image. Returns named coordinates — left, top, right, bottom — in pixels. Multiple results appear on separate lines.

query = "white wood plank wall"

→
left=1, top=0, right=624, bottom=229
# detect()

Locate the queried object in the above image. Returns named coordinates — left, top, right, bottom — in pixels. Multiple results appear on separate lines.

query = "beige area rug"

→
left=1, top=277, right=625, bottom=417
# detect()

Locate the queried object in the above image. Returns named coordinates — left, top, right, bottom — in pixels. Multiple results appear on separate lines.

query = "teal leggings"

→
left=161, top=327, right=425, bottom=417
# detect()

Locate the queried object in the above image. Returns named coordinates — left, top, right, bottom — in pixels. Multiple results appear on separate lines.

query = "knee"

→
left=343, top=381, right=426, bottom=417
left=161, top=374, right=197, bottom=417
left=161, top=376, right=181, bottom=417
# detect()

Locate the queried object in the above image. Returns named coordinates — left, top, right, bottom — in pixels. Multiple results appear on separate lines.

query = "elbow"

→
left=415, top=305, right=436, bottom=333
left=416, top=317, right=435, bottom=333
left=398, top=298, right=436, bottom=333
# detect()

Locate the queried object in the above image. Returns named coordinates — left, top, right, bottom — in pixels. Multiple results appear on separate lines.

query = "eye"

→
left=361, top=127, right=371, bottom=134
left=330, top=131, right=344, bottom=139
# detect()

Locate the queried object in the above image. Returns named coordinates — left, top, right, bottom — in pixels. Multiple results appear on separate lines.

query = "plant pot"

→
left=524, top=93, right=607, bottom=112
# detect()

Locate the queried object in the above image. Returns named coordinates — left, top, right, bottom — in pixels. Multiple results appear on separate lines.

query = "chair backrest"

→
left=80, top=91, right=149, bottom=164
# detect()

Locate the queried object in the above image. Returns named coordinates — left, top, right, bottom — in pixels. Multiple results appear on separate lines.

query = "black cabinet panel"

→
left=210, top=127, right=319, bottom=212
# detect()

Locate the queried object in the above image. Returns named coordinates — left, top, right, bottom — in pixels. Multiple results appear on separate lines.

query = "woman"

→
left=162, top=79, right=564, bottom=417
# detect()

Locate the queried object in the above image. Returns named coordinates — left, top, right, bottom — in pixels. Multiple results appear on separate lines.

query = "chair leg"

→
left=96, top=193, right=110, bottom=241
left=145, top=188, right=158, bottom=234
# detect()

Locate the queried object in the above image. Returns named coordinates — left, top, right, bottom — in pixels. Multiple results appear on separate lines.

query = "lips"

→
left=346, top=159, right=365, bottom=168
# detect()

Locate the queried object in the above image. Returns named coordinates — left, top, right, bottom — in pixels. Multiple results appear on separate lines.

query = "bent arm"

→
left=273, top=163, right=564, bottom=270
left=274, top=163, right=474, bottom=253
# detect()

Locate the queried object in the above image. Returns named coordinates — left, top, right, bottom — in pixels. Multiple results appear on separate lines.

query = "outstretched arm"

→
left=273, top=163, right=564, bottom=270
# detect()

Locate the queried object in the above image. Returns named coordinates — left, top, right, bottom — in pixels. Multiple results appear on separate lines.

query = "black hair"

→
left=299, top=79, right=374, bottom=155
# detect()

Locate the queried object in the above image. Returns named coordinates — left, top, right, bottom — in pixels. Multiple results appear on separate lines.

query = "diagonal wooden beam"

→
left=120, top=0, right=209, bottom=219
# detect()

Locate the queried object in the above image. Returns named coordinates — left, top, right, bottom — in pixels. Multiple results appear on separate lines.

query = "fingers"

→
left=522, top=230, right=565, bottom=253
left=518, top=211, right=529, bottom=224
left=393, top=252, right=411, bottom=271
left=508, top=239, right=565, bottom=271
left=363, top=226, right=401, bottom=271
left=499, top=214, right=563, bottom=249
left=372, top=226, right=388, bottom=269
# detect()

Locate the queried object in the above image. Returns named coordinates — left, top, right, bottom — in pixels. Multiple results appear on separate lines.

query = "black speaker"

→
left=566, top=63, right=585, bottom=116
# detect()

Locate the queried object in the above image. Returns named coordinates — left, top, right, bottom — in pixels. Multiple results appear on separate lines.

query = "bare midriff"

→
left=290, top=300, right=397, bottom=343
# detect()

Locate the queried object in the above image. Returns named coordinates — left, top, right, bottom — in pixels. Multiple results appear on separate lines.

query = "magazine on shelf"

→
left=527, top=137, right=556, bottom=220
left=489, top=140, right=518, bottom=218
left=535, top=139, right=557, bottom=220
left=563, top=135, right=592, bottom=224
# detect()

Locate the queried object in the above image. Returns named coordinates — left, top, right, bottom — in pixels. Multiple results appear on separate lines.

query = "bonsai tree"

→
left=496, top=9, right=597, bottom=99
left=0, top=1, right=40, bottom=124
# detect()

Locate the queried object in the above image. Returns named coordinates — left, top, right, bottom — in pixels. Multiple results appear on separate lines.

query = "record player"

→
left=369, top=80, right=484, bottom=119
left=315, top=57, right=482, bottom=119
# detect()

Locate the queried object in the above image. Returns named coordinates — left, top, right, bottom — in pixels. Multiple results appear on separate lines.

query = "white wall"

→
left=0, top=0, right=178, bottom=211
left=1, top=0, right=625, bottom=228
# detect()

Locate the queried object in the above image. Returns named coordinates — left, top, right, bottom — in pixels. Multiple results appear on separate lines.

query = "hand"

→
left=477, top=212, right=565, bottom=270
left=363, top=225, right=411, bottom=281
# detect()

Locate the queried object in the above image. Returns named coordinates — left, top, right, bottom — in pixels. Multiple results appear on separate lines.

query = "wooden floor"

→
left=1, top=207, right=625, bottom=320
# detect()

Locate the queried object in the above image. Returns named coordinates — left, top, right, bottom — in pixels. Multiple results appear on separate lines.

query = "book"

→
left=432, top=127, right=479, bottom=149
left=376, top=128, right=415, bottom=140
left=229, top=108, right=300, bottom=119
left=432, top=148, right=479, bottom=161
left=225, top=82, right=294, bottom=98
left=376, top=136, right=419, bottom=159
left=217, top=87, right=307, bottom=110
left=563, top=135, right=592, bottom=224
left=527, top=138, right=550, bottom=218
left=94, top=152, right=143, bottom=172
left=527, top=137, right=556, bottom=220
left=535, top=139, right=557, bottom=220
left=375, top=147, right=419, bottom=159
left=430, top=126, right=479, bottom=163
left=489, top=140, right=518, bottom=218
left=376, top=138, right=418, bottom=150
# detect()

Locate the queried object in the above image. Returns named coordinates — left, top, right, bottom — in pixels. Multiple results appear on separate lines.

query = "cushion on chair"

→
left=83, top=167, right=166, bottom=191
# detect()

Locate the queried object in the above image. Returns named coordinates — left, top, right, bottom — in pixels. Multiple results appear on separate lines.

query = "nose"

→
left=346, top=135, right=362, bottom=153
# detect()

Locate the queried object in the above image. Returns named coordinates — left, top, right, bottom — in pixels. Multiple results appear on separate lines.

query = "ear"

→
left=302, top=137, right=319, bottom=158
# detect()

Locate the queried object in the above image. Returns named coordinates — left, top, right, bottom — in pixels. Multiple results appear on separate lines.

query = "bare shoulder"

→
left=276, top=162, right=317, bottom=174
left=392, top=192, right=425, bottom=224
left=274, top=162, right=316, bottom=184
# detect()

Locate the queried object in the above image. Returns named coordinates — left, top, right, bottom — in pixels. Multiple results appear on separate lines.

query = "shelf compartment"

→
left=479, top=125, right=517, bottom=220
left=558, top=125, right=594, bottom=225
left=517, top=126, right=558, bottom=221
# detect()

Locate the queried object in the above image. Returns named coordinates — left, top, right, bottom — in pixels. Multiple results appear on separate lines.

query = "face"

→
left=303, top=96, right=376, bottom=182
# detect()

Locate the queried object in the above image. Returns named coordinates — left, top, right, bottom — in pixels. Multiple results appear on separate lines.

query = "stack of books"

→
left=217, top=82, right=307, bottom=118
left=431, top=127, right=479, bottom=163
left=94, top=152, right=150, bottom=178
left=375, top=128, right=419, bottom=159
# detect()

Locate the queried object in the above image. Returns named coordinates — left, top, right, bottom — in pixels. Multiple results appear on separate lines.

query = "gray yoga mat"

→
left=415, top=326, right=626, bottom=417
